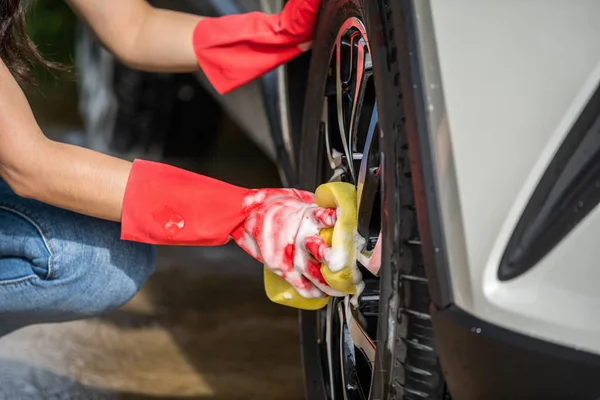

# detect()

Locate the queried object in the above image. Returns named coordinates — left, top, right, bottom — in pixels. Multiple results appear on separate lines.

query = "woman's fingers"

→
left=302, top=259, right=346, bottom=298
left=284, top=270, right=326, bottom=299
left=304, top=235, right=330, bottom=262
left=301, top=236, right=347, bottom=297
left=311, top=207, right=337, bottom=228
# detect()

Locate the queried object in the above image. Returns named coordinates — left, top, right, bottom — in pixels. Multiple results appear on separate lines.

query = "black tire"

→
left=298, top=1, right=447, bottom=399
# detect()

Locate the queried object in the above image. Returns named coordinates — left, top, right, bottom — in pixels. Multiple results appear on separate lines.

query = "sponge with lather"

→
left=263, top=182, right=363, bottom=310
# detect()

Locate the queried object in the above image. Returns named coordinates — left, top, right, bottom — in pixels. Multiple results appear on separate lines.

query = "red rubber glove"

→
left=121, top=160, right=340, bottom=298
left=192, top=0, right=321, bottom=95
left=231, top=188, right=347, bottom=299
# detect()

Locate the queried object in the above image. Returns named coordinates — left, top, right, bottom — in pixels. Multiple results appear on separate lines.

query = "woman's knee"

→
left=0, top=241, right=156, bottom=331
left=4, top=237, right=157, bottom=324
left=0, top=183, right=157, bottom=325
left=56, top=239, right=157, bottom=318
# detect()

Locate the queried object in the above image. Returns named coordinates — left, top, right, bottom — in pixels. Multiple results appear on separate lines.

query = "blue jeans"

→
left=0, top=180, right=156, bottom=334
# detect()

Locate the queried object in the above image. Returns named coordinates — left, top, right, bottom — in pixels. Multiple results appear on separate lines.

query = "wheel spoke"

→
left=356, top=103, right=382, bottom=278
left=347, top=34, right=372, bottom=156
left=356, top=103, right=379, bottom=209
left=335, top=40, right=354, bottom=181
left=323, top=97, right=337, bottom=170
left=326, top=300, right=339, bottom=400
left=346, top=299, right=376, bottom=365
left=338, top=302, right=368, bottom=400
left=357, top=231, right=382, bottom=277
left=329, top=168, right=346, bottom=183
left=335, top=18, right=372, bottom=183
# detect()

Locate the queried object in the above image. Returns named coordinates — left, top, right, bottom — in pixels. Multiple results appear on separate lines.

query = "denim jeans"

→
left=0, top=180, right=156, bottom=334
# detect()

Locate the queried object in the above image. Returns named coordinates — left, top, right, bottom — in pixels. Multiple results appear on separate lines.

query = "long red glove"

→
left=192, top=0, right=321, bottom=95
left=121, top=160, right=340, bottom=298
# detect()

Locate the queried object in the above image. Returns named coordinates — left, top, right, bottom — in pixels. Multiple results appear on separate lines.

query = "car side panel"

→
left=414, top=0, right=600, bottom=355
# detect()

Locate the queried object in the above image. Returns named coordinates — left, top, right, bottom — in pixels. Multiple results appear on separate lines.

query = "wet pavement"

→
left=0, top=115, right=305, bottom=399
left=0, top=246, right=305, bottom=399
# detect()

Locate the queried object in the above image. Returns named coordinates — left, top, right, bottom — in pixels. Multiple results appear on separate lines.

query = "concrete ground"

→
left=0, top=115, right=306, bottom=399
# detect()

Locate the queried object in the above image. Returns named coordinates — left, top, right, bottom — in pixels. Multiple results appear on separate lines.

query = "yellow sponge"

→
left=263, top=182, right=360, bottom=310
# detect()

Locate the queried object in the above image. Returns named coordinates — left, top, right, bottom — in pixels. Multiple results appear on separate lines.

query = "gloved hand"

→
left=192, top=0, right=322, bottom=95
left=231, top=188, right=347, bottom=299
left=121, top=160, right=341, bottom=298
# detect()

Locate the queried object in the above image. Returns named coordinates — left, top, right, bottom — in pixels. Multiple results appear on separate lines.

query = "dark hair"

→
left=1, top=0, right=63, bottom=84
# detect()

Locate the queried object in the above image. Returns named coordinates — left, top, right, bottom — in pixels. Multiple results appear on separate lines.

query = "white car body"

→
left=419, top=0, right=600, bottom=354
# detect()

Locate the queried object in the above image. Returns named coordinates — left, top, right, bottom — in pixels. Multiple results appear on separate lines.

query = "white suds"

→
left=355, top=234, right=367, bottom=252
left=326, top=246, right=348, bottom=272
left=350, top=280, right=366, bottom=306
left=332, top=149, right=344, bottom=159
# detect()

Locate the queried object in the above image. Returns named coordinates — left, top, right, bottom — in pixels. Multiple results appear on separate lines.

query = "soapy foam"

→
left=318, top=205, right=365, bottom=300
left=242, top=189, right=267, bottom=209
left=325, top=246, right=348, bottom=272
left=351, top=232, right=366, bottom=302
left=355, top=234, right=367, bottom=253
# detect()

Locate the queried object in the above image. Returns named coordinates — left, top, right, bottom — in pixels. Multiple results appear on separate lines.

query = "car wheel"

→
left=299, top=1, right=449, bottom=398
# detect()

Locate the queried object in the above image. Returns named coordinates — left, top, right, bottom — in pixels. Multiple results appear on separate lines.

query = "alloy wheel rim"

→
left=316, top=17, right=382, bottom=400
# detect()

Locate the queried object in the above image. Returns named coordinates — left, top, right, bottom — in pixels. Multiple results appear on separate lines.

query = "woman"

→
left=0, top=0, right=339, bottom=333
